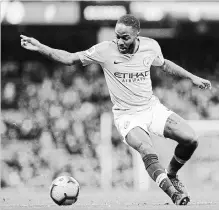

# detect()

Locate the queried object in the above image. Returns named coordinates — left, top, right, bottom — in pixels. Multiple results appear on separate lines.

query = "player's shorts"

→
left=113, top=101, right=173, bottom=143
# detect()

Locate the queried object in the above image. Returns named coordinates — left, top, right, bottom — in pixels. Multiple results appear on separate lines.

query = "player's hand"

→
left=20, top=35, right=41, bottom=51
left=192, top=76, right=212, bottom=90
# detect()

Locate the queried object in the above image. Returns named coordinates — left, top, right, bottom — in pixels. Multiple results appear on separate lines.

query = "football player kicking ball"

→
left=20, top=14, right=211, bottom=205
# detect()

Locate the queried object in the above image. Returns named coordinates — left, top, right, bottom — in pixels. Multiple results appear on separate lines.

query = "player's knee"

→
left=190, top=136, right=199, bottom=150
left=129, top=141, right=154, bottom=158
left=184, top=131, right=199, bottom=149
left=126, top=127, right=155, bottom=157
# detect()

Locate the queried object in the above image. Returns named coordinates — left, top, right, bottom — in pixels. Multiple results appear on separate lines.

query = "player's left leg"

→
left=125, top=126, right=189, bottom=205
left=163, top=113, right=198, bottom=198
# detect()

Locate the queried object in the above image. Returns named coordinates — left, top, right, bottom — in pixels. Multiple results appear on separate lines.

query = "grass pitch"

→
left=1, top=187, right=219, bottom=210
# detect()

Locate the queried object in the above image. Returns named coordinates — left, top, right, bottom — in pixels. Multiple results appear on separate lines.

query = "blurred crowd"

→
left=1, top=60, right=219, bottom=189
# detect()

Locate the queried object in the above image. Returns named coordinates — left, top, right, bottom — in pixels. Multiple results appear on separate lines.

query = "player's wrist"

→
left=38, top=43, right=49, bottom=53
left=189, top=74, right=197, bottom=82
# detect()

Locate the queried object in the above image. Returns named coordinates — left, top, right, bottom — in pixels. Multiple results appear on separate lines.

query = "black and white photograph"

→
left=1, top=0, right=219, bottom=209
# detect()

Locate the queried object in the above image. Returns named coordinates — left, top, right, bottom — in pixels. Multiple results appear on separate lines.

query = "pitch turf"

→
left=1, top=188, right=219, bottom=210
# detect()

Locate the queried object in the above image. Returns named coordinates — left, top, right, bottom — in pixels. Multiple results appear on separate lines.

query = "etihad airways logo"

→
left=114, top=70, right=150, bottom=83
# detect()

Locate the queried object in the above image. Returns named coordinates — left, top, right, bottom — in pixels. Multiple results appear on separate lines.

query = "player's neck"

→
left=128, top=37, right=140, bottom=55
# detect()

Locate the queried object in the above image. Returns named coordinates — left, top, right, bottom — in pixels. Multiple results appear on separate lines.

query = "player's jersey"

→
left=76, top=36, right=165, bottom=116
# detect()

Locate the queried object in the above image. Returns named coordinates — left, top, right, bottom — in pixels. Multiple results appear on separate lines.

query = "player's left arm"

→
left=159, top=59, right=212, bottom=90
left=151, top=39, right=211, bottom=90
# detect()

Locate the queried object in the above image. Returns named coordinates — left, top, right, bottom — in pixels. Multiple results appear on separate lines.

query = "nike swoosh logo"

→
left=114, top=60, right=123, bottom=64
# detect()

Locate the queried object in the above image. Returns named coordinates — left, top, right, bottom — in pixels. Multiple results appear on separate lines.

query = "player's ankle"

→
left=167, top=172, right=177, bottom=178
left=167, top=186, right=178, bottom=198
left=166, top=168, right=177, bottom=177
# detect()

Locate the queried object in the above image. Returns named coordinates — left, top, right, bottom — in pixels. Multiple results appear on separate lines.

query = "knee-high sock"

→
left=167, top=142, right=198, bottom=176
left=143, top=154, right=177, bottom=198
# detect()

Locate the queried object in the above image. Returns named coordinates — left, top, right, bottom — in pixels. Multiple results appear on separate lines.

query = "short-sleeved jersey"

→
left=76, top=36, right=164, bottom=115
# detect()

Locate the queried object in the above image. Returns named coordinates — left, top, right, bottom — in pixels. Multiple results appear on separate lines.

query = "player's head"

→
left=115, top=14, right=140, bottom=54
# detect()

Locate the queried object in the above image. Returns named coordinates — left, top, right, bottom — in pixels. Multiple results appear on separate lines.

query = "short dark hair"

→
left=117, top=14, right=140, bottom=32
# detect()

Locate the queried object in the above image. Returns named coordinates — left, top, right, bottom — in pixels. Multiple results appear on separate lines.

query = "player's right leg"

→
left=125, top=127, right=189, bottom=205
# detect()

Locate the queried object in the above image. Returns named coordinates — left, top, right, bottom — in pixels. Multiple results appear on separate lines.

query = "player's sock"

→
left=167, top=155, right=186, bottom=176
left=143, top=154, right=177, bottom=198
left=167, top=142, right=198, bottom=176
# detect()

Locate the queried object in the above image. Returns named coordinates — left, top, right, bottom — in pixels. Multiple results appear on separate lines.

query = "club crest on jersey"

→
left=86, top=46, right=95, bottom=55
left=143, top=56, right=154, bottom=67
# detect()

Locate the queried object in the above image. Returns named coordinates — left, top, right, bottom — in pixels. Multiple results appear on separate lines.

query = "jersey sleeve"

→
left=76, top=41, right=109, bottom=66
left=151, top=40, right=165, bottom=66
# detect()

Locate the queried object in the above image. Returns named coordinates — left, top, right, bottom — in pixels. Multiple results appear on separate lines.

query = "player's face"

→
left=115, top=23, right=139, bottom=54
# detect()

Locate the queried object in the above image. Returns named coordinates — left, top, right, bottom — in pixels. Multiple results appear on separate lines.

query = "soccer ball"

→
left=50, top=176, right=80, bottom=206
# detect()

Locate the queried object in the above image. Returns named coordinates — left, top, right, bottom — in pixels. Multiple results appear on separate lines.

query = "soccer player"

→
left=20, top=14, right=211, bottom=205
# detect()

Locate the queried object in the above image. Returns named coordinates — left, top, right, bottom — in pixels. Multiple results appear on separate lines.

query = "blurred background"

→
left=1, top=0, right=219, bottom=192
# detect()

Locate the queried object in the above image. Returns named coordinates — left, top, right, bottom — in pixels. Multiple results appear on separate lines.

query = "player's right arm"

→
left=20, top=35, right=80, bottom=65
